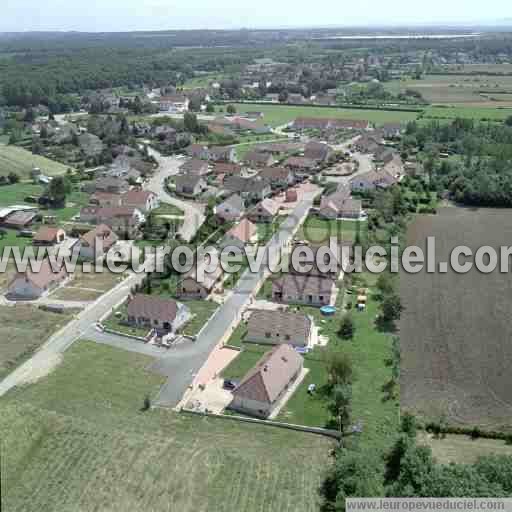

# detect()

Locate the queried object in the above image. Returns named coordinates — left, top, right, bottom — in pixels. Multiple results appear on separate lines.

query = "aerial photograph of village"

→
left=1, top=1, right=512, bottom=510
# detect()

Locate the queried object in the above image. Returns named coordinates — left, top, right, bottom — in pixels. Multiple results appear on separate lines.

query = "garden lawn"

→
left=181, top=299, right=218, bottom=336
left=103, top=303, right=150, bottom=338
left=297, top=216, right=367, bottom=244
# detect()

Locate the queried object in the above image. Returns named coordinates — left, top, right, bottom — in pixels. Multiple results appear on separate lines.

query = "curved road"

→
left=146, top=148, right=206, bottom=242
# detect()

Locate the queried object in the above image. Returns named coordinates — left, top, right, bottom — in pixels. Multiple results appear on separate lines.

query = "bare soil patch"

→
left=400, top=207, right=512, bottom=430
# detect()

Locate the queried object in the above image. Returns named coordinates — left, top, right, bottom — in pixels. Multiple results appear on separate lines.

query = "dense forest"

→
left=403, top=118, right=512, bottom=206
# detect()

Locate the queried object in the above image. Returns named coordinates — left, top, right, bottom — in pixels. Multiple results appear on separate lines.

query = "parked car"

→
left=223, top=379, right=238, bottom=391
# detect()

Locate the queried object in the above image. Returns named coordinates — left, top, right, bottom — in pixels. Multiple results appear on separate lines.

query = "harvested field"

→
left=386, top=74, right=512, bottom=106
left=400, top=207, right=512, bottom=430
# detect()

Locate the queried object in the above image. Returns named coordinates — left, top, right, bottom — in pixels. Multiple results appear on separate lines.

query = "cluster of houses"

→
left=225, top=239, right=347, bottom=418
left=79, top=189, right=158, bottom=239
left=6, top=222, right=120, bottom=299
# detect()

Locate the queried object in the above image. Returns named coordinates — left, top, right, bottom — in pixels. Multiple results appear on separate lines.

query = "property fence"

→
left=180, top=407, right=342, bottom=440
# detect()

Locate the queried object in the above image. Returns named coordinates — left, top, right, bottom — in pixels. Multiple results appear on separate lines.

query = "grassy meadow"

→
left=1, top=340, right=332, bottom=512
left=229, top=103, right=420, bottom=127
left=0, top=144, right=72, bottom=179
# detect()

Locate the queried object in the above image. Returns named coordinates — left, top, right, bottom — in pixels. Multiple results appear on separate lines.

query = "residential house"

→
left=79, top=206, right=143, bottom=239
left=353, top=134, right=382, bottom=154
left=179, top=158, right=210, bottom=176
left=291, top=117, right=370, bottom=132
left=93, top=177, right=130, bottom=194
left=215, top=194, right=245, bottom=222
left=76, top=224, right=118, bottom=260
left=90, top=191, right=123, bottom=208
left=223, top=176, right=271, bottom=202
left=255, top=142, right=303, bottom=155
left=126, top=294, right=190, bottom=334
left=212, top=162, right=243, bottom=176
left=8, top=258, right=68, bottom=299
left=186, top=144, right=210, bottom=160
left=208, top=145, right=237, bottom=163
left=246, top=310, right=312, bottom=348
left=373, top=146, right=395, bottom=166
left=258, top=167, right=295, bottom=189
left=33, top=226, right=66, bottom=246
left=319, top=189, right=364, bottom=220
left=174, top=175, right=207, bottom=197
left=304, top=141, right=333, bottom=163
left=158, top=94, right=189, bottom=113
left=289, top=243, right=344, bottom=279
left=283, top=156, right=317, bottom=174
left=271, top=273, right=336, bottom=307
left=121, top=190, right=159, bottom=213
left=3, top=210, right=38, bottom=229
left=177, top=258, right=224, bottom=299
left=220, top=218, right=257, bottom=249
left=382, top=154, right=404, bottom=180
left=244, top=150, right=275, bottom=169
left=350, top=169, right=397, bottom=192
left=381, top=123, right=403, bottom=139
left=248, top=198, right=279, bottom=223
left=229, top=344, right=304, bottom=418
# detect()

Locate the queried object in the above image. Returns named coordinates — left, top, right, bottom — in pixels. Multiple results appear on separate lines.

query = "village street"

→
left=145, top=148, right=206, bottom=242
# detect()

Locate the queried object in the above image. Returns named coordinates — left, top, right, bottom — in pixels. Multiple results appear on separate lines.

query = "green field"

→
left=0, top=305, right=77, bottom=381
left=0, top=144, right=71, bottom=179
left=422, top=105, right=512, bottom=121
left=230, top=103, right=420, bottom=127
left=1, top=341, right=332, bottom=512
left=296, top=216, right=367, bottom=244
left=385, top=74, right=512, bottom=106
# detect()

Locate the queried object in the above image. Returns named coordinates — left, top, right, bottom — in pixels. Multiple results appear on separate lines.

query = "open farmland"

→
left=230, top=103, right=419, bottom=127
left=421, top=105, right=512, bottom=121
left=400, top=207, right=512, bottom=431
left=1, top=341, right=332, bottom=512
left=0, top=144, right=71, bottom=179
left=385, top=74, right=512, bottom=106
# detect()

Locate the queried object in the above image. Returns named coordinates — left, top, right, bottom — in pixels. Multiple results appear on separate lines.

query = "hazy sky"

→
left=1, top=0, right=509, bottom=32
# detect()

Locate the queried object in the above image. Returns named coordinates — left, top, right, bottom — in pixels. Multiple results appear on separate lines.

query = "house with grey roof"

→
left=271, top=274, right=336, bottom=307
left=175, top=175, right=207, bottom=197
left=126, top=294, right=190, bottom=335
left=246, top=309, right=312, bottom=348
left=215, top=194, right=245, bottom=222
left=223, top=176, right=271, bottom=202
left=179, top=158, right=210, bottom=176
left=244, top=150, right=275, bottom=169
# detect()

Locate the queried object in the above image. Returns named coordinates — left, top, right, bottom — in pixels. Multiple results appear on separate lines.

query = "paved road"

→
left=145, top=148, right=205, bottom=242
left=151, top=194, right=315, bottom=407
